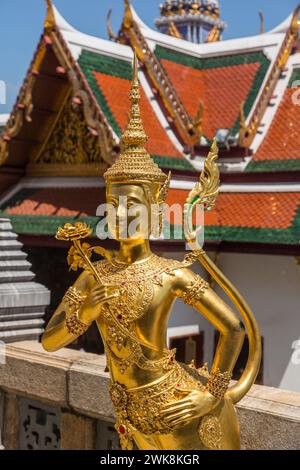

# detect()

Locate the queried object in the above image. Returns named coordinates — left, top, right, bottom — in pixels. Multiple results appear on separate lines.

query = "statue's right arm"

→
left=41, top=270, right=94, bottom=353
left=42, top=270, right=118, bottom=353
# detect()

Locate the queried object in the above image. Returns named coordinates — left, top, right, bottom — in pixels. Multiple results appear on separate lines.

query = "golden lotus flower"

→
left=56, top=222, right=92, bottom=242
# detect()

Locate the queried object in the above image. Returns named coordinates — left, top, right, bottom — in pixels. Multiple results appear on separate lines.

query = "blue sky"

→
left=0, top=0, right=299, bottom=114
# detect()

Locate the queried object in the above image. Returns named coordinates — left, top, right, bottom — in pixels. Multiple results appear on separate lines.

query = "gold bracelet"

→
left=63, top=287, right=89, bottom=336
left=63, top=286, right=87, bottom=309
left=65, top=309, right=90, bottom=336
left=206, top=368, right=231, bottom=399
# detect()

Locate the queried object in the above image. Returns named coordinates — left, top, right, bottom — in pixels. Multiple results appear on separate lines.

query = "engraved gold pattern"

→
left=198, top=415, right=223, bottom=450
left=36, top=98, right=103, bottom=166
left=63, top=286, right=87, bottom=309
left=65, top=312, right=89, bottom=336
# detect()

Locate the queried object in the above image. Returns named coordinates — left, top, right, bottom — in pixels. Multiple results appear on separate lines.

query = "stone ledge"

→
left=237, top=384, right=300, bottom=450
left=0, top=341, right=300, bottom=449
left=0, top=341, right=107, bottom=408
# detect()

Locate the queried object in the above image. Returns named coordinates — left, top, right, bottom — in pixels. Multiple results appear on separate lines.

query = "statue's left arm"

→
left=175, top=268, right=245, bottom=375
left=161, top=268, right=245, bottom=426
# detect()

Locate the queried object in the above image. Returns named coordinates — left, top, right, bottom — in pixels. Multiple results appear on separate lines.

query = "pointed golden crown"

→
left=104, top=50, right=167, bottom=185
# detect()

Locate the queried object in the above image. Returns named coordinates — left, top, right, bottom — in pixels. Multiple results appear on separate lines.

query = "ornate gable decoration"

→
left=27, top=97, right=107, bottom=176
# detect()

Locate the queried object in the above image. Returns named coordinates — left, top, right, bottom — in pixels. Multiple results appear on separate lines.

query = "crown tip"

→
left=133, top=48, right=138, bottom=83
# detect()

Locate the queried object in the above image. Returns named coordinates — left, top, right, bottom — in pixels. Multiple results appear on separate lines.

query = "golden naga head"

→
left=104, top=49, right=170, bottom=241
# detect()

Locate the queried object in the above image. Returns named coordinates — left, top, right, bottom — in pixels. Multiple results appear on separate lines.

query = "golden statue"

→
left=42, top=51, right=261, bottom=451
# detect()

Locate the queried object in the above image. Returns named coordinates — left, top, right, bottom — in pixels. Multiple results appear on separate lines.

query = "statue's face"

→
left=106, top=183, right=154, bottom=242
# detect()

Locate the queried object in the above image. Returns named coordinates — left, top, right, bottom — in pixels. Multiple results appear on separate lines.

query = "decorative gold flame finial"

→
left=104, top=49, right=167, bottom=185
left=291, top=4, right=300, bottom=35
left=44, top=0, right=56, bottom=32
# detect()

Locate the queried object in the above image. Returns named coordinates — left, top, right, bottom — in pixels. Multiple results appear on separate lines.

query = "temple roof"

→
left=0, top=1, right=299, bottom=252
left=0, top=2, right=299, bottom=174
left=120, top=2, right=300, bottom=172
left=155, top=46, right=270, bottom=142
left=155, top=0, right=226, bottom=43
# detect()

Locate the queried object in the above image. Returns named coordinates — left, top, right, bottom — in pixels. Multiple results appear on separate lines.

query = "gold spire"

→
left=121, top=49, right=148, bottom=151
left=104, top=49, right=167, bottom=185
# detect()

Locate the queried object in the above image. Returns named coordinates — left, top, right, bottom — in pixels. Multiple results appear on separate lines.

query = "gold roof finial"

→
left=104, top=49, right=167, bottom=185
left=107, top=9, right=118, bottom=41
left=44, top=0, right=56, bottom=33
left=291, top=4, right=300, bottom=35
left=259, top=11, right=264, bottom=35
left=123, top=0, right=134, bottom=30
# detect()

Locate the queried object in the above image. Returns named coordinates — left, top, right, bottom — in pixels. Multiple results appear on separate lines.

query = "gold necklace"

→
left=97, top=253, right=183, bottom=286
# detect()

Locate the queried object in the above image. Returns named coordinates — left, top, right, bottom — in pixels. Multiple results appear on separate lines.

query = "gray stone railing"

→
left=0, top=341, right=300, bottom=450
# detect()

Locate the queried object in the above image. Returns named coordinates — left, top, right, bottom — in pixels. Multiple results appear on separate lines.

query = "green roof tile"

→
left=246, top=159, right=300, bottom=173
left=288, top=69, right=300, bottom=88
left=152, top=155, right=193, bottom=171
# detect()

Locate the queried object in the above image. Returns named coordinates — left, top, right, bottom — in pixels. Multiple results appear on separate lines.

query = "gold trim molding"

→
left=26, top=163, right=107, bottom=177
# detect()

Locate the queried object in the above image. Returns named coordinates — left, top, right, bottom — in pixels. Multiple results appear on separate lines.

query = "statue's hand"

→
left=79, top=285, right=119, bottom=323
left=160, top=387, right=220, bottom=428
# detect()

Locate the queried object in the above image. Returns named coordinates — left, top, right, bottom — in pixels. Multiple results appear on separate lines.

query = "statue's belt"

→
left=109, top=362, right=206, bottom=435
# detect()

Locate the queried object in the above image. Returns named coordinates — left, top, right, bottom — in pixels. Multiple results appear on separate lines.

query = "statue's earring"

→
left=143, top=185, right=160, bottom=239
left=156, top=172, right=171, bottom=238
left=157, top=172, right=171, bottom=205
left=158, top=204, right=164, bottom=237
left=151, top=204, right=161, bottom=239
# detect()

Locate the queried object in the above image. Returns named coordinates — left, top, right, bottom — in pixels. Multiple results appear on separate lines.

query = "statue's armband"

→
left=177, top=273, right=210, bottom=307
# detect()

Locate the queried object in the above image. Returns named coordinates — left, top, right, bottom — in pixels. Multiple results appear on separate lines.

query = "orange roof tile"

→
left=161, top=59, right=261, bottom=140
left=93, top=72, right=183, bottom=159
left=5, top=188, right=104, bottom=217
left=253, top=87, right=300, bottom=162
left=166, top=190, right=300, bottom=229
